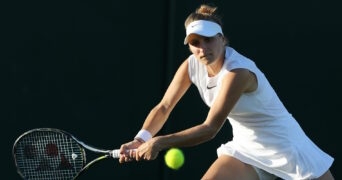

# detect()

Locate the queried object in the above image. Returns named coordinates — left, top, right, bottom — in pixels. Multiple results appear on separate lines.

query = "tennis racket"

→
left=12, top=128, right=125, bottom=180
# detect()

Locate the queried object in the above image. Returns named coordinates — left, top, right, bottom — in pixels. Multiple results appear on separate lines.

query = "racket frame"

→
left=13, top=128, right=119, bottom=180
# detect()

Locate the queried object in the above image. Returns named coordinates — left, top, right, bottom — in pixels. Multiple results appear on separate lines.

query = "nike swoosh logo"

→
left=206, top=85, right=217, bottom=89
left=191, top=23, right=199, bottom=28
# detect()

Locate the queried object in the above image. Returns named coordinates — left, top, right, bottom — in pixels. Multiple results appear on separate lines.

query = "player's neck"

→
left=206, top=58, right=224, bottom=77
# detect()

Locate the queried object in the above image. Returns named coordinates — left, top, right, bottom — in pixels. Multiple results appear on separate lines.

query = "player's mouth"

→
left=200, top=53, right=212, bottom=60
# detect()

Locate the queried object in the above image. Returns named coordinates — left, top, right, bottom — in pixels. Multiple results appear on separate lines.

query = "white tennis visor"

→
left=184, top=20, right=223, bottom=45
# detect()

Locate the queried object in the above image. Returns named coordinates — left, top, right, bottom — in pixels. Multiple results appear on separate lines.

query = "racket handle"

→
left=110, top=149, right=136, bottom=158
left=110, top=149, right=121, bottom=158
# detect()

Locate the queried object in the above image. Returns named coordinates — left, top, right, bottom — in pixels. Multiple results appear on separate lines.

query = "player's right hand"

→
left=119, top=140, right=141, bottom=163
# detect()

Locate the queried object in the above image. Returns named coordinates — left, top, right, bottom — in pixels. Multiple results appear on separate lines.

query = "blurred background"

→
left=3, top=0, right=341, bottom=179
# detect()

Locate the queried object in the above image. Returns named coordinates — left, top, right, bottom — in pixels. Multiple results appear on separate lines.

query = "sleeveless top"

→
left=187, top=46, right=334, bottom=179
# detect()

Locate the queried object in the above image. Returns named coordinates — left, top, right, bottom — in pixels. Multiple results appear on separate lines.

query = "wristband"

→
left=134, top=129, right=152, bottom=142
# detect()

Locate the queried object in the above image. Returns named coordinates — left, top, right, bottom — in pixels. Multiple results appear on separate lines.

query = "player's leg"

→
left=317, top=170, right=334, bottom=180
left=201, top=155, right=259, bottom=180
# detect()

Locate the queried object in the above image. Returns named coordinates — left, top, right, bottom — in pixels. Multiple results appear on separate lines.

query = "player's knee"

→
left=202, top=155, right=259, bottom=180
left=317, top=170, right=334, bottom=180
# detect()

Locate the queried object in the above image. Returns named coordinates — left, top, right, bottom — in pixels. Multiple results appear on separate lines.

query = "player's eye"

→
left=204, top=37, right=214, bottom=43
left=189, top=40, right=200, bottom=47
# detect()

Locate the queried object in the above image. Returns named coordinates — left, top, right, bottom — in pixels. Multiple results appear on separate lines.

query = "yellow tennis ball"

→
left=164, top=148, right=185, bottom=170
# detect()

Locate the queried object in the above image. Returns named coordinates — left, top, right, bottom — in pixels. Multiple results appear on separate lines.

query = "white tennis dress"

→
left=187, top=46, right=334, bottom=180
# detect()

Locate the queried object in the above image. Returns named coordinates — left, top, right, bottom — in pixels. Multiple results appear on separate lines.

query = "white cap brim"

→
left=184, top=20, right=223, bottom=45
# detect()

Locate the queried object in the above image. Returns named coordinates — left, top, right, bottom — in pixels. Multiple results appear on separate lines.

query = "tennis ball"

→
left=164, top=148, right=185, bottom=170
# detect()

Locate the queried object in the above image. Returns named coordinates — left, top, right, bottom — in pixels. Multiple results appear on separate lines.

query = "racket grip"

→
left=110, top=149, right=121, bottom=158
left=110, top=149, right=136, bottom=158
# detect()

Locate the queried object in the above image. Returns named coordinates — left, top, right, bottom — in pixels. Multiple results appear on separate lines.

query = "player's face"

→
left=188, top=34, right=225, bottom=65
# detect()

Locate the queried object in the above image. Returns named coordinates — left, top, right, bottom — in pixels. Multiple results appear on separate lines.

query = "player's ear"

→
left=218, top=34, right=227, bottom=45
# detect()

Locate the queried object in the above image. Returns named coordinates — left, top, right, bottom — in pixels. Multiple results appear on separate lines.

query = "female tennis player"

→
left=119, top=4, right=334, bottom=180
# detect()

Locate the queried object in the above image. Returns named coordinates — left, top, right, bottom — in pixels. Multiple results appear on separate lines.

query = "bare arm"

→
left=141, top=60, right=192, bottom=136
left=119, top=59, right=192, bottom=162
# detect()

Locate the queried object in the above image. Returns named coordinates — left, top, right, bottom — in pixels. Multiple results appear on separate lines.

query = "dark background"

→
left=3, top=0, right=341, bottom=179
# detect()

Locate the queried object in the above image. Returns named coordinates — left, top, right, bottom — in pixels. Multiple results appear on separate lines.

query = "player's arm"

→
left=140, top=59, right=192, bottom=136
left=150, top=68, right=256, bottom=149
left=119, top=59, right=191, bottom=159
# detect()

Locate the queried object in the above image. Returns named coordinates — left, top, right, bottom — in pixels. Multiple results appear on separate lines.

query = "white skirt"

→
left=218, top=119, right=334, bottom=179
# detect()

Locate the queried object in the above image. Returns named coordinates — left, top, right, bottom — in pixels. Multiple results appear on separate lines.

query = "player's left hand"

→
left=135, top=136, right=162, bottom=161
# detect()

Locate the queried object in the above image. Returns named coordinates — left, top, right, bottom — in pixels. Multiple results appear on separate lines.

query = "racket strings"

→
left=14, top=130, right=85, bottom=180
